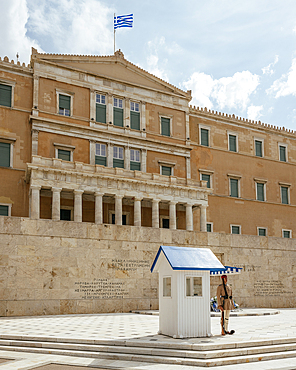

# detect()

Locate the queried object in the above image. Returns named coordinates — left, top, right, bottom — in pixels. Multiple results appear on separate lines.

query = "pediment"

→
left=32, top=49, right=191, bottom=99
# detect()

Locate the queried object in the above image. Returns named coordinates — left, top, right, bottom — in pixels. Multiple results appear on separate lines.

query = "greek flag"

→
left=114, top=14, right=133, bottom=29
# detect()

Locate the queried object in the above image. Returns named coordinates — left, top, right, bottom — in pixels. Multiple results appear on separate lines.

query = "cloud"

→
left=0, top=0, right=42, bottom=63
left=183, top=70, right=260, bottom=111
left=262, top=55, right=279, bottom=75
left=247, top=105, right=263, bottom=121
left=267, top=57, right=296, bottom=98
left=27, top=0, right=113, bottom=55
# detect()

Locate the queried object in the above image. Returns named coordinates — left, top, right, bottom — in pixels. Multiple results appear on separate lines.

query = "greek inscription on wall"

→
left=74, top=279, right=128, bottom=300
left=254, top=280, right=293, bottom=296
left=108, top=259, right=150, bottom=271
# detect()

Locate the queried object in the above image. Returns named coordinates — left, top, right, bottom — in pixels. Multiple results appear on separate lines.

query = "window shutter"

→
left=200, top=129, right=209, bottom=146
left=130, top=161, right=141, bottom=171
left=258, top=228, right=266, bottom=236
left=229, top=135, right=237, bottom=152
left=280, top=146, right=286, bottom=162
left=255, top=141, right=262, bottom=157
left=95, top=156, right=107, bottom=166
left=113, top=107, right=123, bottom=127
left=96, top=104, right=106, bottom=123
left=230, top=178, right=238, bottom=197
left=206, top=223, right=212, bottom=232
left=130, top=111, right=140, bottom=130
left=281, top=187, right=288, bottom=204
left=58, top=149, right=71, bottom=161
left=257, top=183, right=264, bottom=201
left=161, top=118, right=170, bottom=136
left=59, top=95, right=71, bottom=110
left=0, top=142, right=10, bottom=167
left=162, top=166, right=172, bottom=176
left=0, top=205, right=9, bottom=216
left=113, top=158, right=124, bottom=168
left=283, top=230, right=290, bottom=238
left=201, top=174, right=210, bottom=188
left=232, top=226, right=240, bottom=234
left=0, top=84, right=12, bottom=107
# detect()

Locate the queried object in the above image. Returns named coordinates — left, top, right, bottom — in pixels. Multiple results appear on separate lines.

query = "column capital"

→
left=169, top=200, right=177, bottom=206
left=52, top=187, right=62, bottom=193
left=95, top=191, right=104, bottom=197
left=30, top=185, right=41, bottom=191
left=152, top=198, right=161, bottom=204
left=115, top=194, right=124, bottom=199
left=74, top=189, right=84, bottom=195
left=134, top=197, right=142, bottom=202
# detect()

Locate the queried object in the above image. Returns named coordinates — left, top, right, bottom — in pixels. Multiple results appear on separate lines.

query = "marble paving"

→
left=0, top=309, right=295, bottom=369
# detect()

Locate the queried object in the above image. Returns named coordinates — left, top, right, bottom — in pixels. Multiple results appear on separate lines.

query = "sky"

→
left=1, top=0, right=296, bottom=130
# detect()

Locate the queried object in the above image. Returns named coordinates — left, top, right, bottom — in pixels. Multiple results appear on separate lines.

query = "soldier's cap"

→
left=221, top=275, right=227, bottom=279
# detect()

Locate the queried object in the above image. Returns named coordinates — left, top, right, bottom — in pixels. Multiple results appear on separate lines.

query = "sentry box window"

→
left=163, top=277, right=172, bottom=297
left=186, top=277, right=202, bottom=297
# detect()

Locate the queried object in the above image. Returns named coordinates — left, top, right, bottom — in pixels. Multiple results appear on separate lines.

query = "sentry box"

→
left=151, top=246, right=241, bottom=338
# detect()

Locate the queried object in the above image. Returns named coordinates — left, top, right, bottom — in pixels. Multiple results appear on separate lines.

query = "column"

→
left=107, top=143, right=113, bottom=167
left=125, top=99, right=130, bottom=127
left=52, top=187, right=62, bottom=221
left=141, top=102, right=146, bottom=131
left=169, top=201, right=177, bottom=230
left=115, top=195, right=123, bottom=225
left=141, top=149, right=147, bottom=172
left=186, top=203, right=193, bottom=231
left=124, top=145, right=130, bottom=170
left=90, top=89, right=95, bottom=121
left=200, top=204, right=207, bottom=232
left=134, top=197, right=142, bottom=227
left=186, top=156, right=191, bottom=179
left=32, top=75, right=39, bottom=116
left=152, top=199, right=160, bottom=228
left=30, top=185, right=41, bottom=219
left=31, top=129, right=39, bottom=156
left=95, top=192, right=103, bottom=224
left=106, top=94, right=113, bottom=124
left=74, top=190, right=83, bottom=222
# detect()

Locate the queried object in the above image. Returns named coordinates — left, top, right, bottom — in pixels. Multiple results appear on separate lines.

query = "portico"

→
left=27, top=155, right=210, bottom=231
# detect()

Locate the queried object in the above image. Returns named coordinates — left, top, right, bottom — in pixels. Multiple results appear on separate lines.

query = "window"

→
left=113, top=146, right=124, bottom=168
left=161, top=166, right=172, bottom=176
left=258, top=227, right=267, bottom=236
left=228, top=134, right=237, bottom=152
left=58, top=149, right=71, bottom=161
left=283, top=230, right=291, bottom=238
left=256, top=182, right=265, bottom=201
left=0, top=142, right=11, bottom=167
left=186, top=277, right=202, bottom=297
left=130, top=149, right=141, bottom=171
left=0, top=205, right=10, bottom=216
left=230, top=178, right=239, bottom=197
left=113, top=98, right=123, bottom=127
left=231, top=225, right=241, bottom=234
left=163, top=277, right=171, bottom=297
left=201, top=173, right=211, bottom=188
left=255, top=140, right=263, bottom=157
left=54, top=143, right=75, bottom=162
left=161, top=217, right=170, bottom=229
left=110, top=212, right=129, bottom=225
left=0, top=84, right=12, bottom=107
left=200, top=128, right=209, bottom=147
left=130, top=102, right=140, bottom=130
left=96, top=94, right=106, bottom=124
left=281, top=186, right=289, bottom=204
left=95, top=143, right=107, bottom=166
left=161, top=117, right=170, bottom=137
left=60, top=209, right=71, bottom=221
left=59, top=94, right=71, bottom=116
left=279, top=145, right=287, bottom=162
left=206, top=223, right=213, bottom=232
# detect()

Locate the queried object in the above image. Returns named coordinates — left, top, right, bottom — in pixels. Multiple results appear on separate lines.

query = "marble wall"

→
left=0, top=217, right=295, bottom=316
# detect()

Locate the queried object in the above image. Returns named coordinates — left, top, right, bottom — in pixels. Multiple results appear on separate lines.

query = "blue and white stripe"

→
left=114, top=14, right=133, bottom=29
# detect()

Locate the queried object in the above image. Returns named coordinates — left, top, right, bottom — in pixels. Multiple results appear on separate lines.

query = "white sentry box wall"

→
left=158, top=253, right=211, bottom=338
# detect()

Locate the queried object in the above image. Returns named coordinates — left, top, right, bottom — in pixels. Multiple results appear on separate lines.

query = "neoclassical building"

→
left=1, top=48, right=296, bottom=238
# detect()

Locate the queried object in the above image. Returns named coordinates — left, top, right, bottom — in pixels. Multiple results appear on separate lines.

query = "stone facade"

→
left=0, top=217, right=295, bottom=316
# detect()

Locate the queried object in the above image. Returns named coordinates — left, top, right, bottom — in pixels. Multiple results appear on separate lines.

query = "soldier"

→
left=217, top=275, right=235, bottom=335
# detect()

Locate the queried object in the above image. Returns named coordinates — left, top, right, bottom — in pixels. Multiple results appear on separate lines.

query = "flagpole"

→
left=114, top=13, right=116, bottom=54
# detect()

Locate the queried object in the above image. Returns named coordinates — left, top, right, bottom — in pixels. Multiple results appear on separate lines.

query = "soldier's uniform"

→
left=217, top=278, right=234, bottom=333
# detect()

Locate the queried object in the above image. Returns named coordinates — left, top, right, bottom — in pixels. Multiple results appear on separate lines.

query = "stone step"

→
left=0, top=339, right=296, bottom=360
left=0, top=338, right=296, bottom=367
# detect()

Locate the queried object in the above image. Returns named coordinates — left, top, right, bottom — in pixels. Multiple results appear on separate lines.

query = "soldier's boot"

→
left=224, top=317, right=229, bottom=333
left=221, top=318, right=225, bottom=335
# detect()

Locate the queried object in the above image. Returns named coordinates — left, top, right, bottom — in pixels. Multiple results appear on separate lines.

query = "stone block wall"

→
left=0, top=217, right=295, bottom=316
